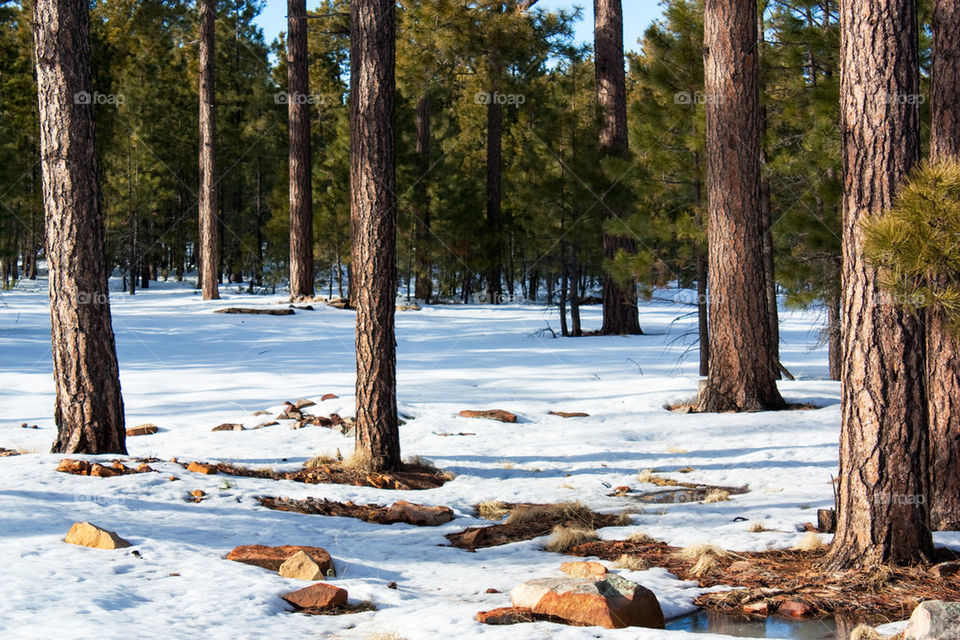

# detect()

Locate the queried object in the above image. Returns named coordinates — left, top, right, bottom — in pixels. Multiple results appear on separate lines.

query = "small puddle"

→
left=667, top=610, right=863, bottom=639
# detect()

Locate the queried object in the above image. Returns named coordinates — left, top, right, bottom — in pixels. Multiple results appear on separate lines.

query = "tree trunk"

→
left=758, top=0, right=780, bottom=374
left=485, top=53, right=503, bottom=305
left=350, top=0, right=400, bottom=472
left=414, top=91, right=432, bottom=303
left=827, top=291, right=842, bottom=382
left=927, top=0, right=960, bottom=531
left=697, top=0, right=784, bottom=412
left=697, top=251, right=709, bottom=377
left=594, top=0, right=640, bottom=335
left=198, top=0, right=219, bottom=301
left=288, top=0, right=313, bottom=300
left=34, top=0, right=126, bottom=454
left=825, top=0, right=932, bottom=569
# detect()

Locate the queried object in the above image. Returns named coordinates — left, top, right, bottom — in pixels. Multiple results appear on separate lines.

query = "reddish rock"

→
left=511, top=574, right=664, bottom=629
left=57, top=459, right=91, bottom=475
left=295, top=399, right=316, bottom=410
left=280, top=582, right=347, bottom=610
left=476, top=607, right=535, bottom=625
left=211, top=423, right=244, bottom=432
left=777, top=600, right=812, bottom=617
left=227, top=545, right=334, bottom=574
left=743, top=601, right=769, bottom=615
left=136, top=463, right=154, bottom=473
left=90, top=463, right=117, bottom=478
left=168, top=476, right=181, bottom=482
left=931, top=561, right=960, bottom=579
left=126, top=424, right=158, bottom=437
left=458, top=409, right=518, bottom=423
left=384, top=500, right=454, bottom=526
left=321, top=393, right=338, bottom=401
left=310, top=416, right=333, bottom=427
left=187, top=462, right=217, bottom=475
left=559, top=561, right=609, bottom=578
left=486, top=588, right=501, bottom=594
left=190, top=489, right=206, bottom=499
left=549, top=411, right=590, bottom=418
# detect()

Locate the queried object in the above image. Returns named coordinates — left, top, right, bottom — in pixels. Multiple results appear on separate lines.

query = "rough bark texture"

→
left=198, top=0, right=219, bottom=300
left=697, top=0, right=784, bottom=412
left=34, top=0, right=126, bottom=454
left=350, top=0, right=400, bottom=472
left=485, top=54, right=503, bottom=305
left=696, top=251, right=709, bottom=377
left=413, top=92, right=432, bottom=303
left=826, top=0, right=932, bottom=568
left=594, top=0, right=640, bottom=335
left=827, top=292, right=842, bottom=382
left=288, top=0, right=313, bottom=300
left=927, top=0, right=960, bottom=531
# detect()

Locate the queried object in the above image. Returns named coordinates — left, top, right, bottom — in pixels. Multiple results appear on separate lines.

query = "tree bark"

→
left=927, top=0, right=960, bottom=531
left=288, top=0, right=313, bottom=300
left=758, top=0, right=780, bottom=374
left=198, top=0, right=219, bottom=301
left=594, top=0, right=640, bottom=335
left=34, top=0, right=126, bottom=454
left=827, top=291, right=842, bottom=382
left=414, top=91, right=432, bottom=303
left=697, top=0, right=784, bottom=412
left=697, top=251, right=709, bottom=377
left=485, top=53, right=503, bottom=305
left=351, top=0, right=400, bottom=472
left=826, top=0, right=932, bottom=568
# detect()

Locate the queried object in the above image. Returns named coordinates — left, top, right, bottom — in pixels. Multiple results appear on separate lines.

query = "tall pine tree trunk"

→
left=34, top=0, right=126, bottom=454
left=758, top=0, right=780, bottom=374
left=351, top=0, right=400, bottom=472
left=826, top=0, right=932, bottom=568
left=288, top=0, right=313, bottom=300
left=697, top=0, right=784, bottom=412
left=414, top=91, right=432, bottom=303
left=927, top=0, right=960, bottom=531
left=198, top=0, right=219, bottom=301
left=595, top=0, right=640, bottom=335
left=485, top=53, right=503, bottom=305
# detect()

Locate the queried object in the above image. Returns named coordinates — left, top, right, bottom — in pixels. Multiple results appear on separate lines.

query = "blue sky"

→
left=253, top=1, right=664, bottom=52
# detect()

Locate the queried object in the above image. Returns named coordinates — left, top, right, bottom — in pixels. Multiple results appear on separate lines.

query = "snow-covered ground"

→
left=0, top=277, right=922, bottom=639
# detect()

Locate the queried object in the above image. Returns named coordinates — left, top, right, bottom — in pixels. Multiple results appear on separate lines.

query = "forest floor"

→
left=0, top=277, right=953, bottom=639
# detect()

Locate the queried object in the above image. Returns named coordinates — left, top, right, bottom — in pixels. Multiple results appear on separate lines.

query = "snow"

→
left=0, top=276, right=905, bottom=639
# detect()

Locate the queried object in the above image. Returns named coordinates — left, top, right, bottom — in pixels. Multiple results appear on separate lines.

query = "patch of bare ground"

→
left=295, top=600, right=376, bottom=616
left=0, top=448, right=21, bottom=457
left=180, top=460, right=450, bottom=490
left=257, top=496, right=453, bottom=526
left=446, top=502, right=627, bottom=551
left=567, top=537, right=960, bottom=624
left=665, top=401, right=820, bottom=414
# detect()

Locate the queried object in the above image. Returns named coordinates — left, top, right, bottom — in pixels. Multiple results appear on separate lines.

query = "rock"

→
left=486, top=588, right=501, bottom=594
left=126, top=424, right=158, bottom=436
left=295, top=399, right=316, bottom=410
left=253, top=410, right=271, bottom=416
left=227, top=545, right=334, bottom=574
left=190, top=489, right=206, bottom=499
left=777, top=600, right=812, bottom=617
left=511, top=574, right=664, bottom=629
left=321, top=393, right=338, bottom=401
left=187, top=461, right=217, bottom=474
left=168, top=476, right=180, bottom=482
left=743, top=601, right=769, bottom=615
left=57, top=459, right=91, bottom=475
left=931, top=563, right=960, bottom=579
left=458, top=409, right=518, bottom=423
left=211, top=423, right=244, bottom=432
left=817, top=508, right=836, bottom=533
left=65, top=522, right=131, bottom=550
left=136, top=463, right=154, bottom=473
left=384, top=500, right=454, bottom=526
left=905, top=600, right=960, bottom=640
left=476, top=607, right=535, bottom=625
left=559, top=561, right=609, bottom=578
left=0, top=448, right=19, bottom=457
left=278, top=550, right=325, bottom=580
left=549, top=411, right=590, bottom=418
left=728, top=560, right=754, bottom=573
left=280, top=582, right=347, bottom=610
left=90, top=463, right=117, bottom=478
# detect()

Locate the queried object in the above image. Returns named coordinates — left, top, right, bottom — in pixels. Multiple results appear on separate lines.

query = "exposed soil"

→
left=214, top=307, right=295, bottom=316
left=291, top=600, right=377, bottom=616
left=257, top=496, right=453, bottom=526
left=666, top=401, right=820, bottom=414
left=0, top=448, right=20, bottom=457
left=447, top=503, right=625, bottom=551
left=181, top=460, right=450, bottom=490
left=567, top=537, right=960, bottom=625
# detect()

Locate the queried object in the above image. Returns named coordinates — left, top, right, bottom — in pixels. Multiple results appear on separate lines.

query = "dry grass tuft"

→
left=749, top=521, right=767, bottom=533
left=365, top=632, right=406, bottom=640
left=703, top=489, right=730, bottom=503
left=793, top=531, right=826, bottom=551
left=615, top=554, right=650, bottom=571
left=626, top=531, right=657, bottom=544
left=403, top=455, right=436, bottom=471
left=304, top=454, right=339, bottom=468
left=341, top=448, right=372, bottom=471
left=849, top=625, right=889, bottom=640
left=613, top=512, right=634, bottom=526
left=676, top=543, right=734, bottom=577
left=477, top=500, right=511, bottom=521
left=507, top=501, right=592, bottom=526
left=637, top=468, right=659, bottom=483
left=677, top=466, right=696, bottom=473
left=499, top=460, right=516, bottom=470
left=543, top=525, right=599, bottom=553
left=667, top=446, right=689, bottom=453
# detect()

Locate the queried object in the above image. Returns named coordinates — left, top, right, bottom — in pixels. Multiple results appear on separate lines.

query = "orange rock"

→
left=136, top=463, right=154, bottom=473
left=458, top=409, right=518, bottom=423
left=168, top=476, right=181, bottom=482
left=559, top=561, right=609, bottom=578
left=126, top=424, right=158, bottom=437
left=57, top=459, right=91, bottom=475
left=187, top=462, right=217, bottom=475
left=511, top=575, right=664, bottom=629
left=743, top=601, right=769, bottom=615
left=211, top=423, right=243, bottom=432
left=90, top=463, right=116, bottom=478
left=280, top=582, right=347, bottom=610
left=476, top=607, right=535, bottom=625
left=190, top=490, right=206, bottom=498
left=321, top=393, right=338, bottom=401
left=227, top=545, right=334, bottom=574
left=384, top=500, right=454, bottom=526
left=777, top=600, right=812, bottom=617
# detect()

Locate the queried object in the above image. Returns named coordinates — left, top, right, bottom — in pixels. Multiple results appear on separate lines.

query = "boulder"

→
left=560, top=561, right=609, bottom=578
left=777, top=600, right=812, bottom=618
left=384, top=500, right=454, bottom=526
left=476, top=607, right=535, bottom=625
left=126, top=424, right=158, bottom=437
left=458, top=409, right=518, bottom=423
left=57, top=459, right=91, bottom=475
left=65, top=522, right=131, bottom=549
left=278, top=550, right=325, bottom=580
left=280, top=582, right=347, bottom=610
left=227, top=545, right=333, bottom=574
left=187, top=461, right=217, bottom=475
left=511, top=574, right=664, bottom=629
left=905, top=600, right=960, bottom=640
